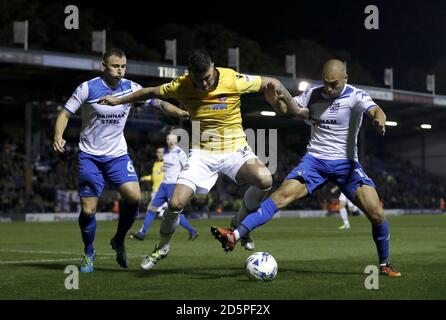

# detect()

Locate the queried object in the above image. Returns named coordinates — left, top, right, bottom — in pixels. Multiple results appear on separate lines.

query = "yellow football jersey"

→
left=159, top=67, right=262, bottom=152
left=140, top=161, right=164, bottom=192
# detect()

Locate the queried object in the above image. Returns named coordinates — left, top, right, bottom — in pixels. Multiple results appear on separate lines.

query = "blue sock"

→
left=179, top=214, right=196, bottom=234
left=114, top=201, right=138, bottom=245
left=139, top=210, right=157, bottom=235
left=372, top=220, right=390, bottom=265
left=79, top=212, right=96, bottom=256
left=236, top=197, right=278, bottom=239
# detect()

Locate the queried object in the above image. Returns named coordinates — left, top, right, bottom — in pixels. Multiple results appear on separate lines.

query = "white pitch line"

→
left=0, top=249, right=115, bottom=256
left=0, top=249, right=145, bottom=265
left=0, top=257, right=82, bottom=265
left=0, top=256, right=115, bottom=265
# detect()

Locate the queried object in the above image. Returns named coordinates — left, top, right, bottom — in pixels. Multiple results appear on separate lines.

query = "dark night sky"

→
left=74, top=0, right=445, bottom=81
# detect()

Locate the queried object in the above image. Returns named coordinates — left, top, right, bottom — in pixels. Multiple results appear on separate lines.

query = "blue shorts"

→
left=285, top=153, right=376, bottom=201
left=78, top=151, right=139, bottom=197
left=151, top=183, right=175, bottom=208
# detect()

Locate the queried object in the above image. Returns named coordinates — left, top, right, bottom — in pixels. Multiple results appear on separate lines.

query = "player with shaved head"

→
left=212, top=59, right=401, bottom=277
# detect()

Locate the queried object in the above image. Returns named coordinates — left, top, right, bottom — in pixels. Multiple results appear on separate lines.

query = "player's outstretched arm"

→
left=53, top=109, right=71, bottom=153
left=150, top=99, right=190, bottom=120
left=99, top=86, right=162, bottom=106
left=367, top=106, right=386, bottom=136
left=261, top=77, right=308, bottom=119
left=264, top=82, right=288, bottom=115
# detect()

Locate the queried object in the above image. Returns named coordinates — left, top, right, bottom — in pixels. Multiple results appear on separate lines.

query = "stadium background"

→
left=1, top=0, right=446, bottom=301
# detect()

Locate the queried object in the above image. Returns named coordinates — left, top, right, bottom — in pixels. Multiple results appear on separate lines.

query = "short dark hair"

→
left=102, top=48, right=126, bottom=63
left=188, top=49, right=213, bottom=73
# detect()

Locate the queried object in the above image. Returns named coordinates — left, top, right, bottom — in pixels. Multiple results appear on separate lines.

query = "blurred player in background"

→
left=130, top=135, right=198, bottom=241
left=53, top=48, right=189, bottom=272
left=212, top=59, right=401, bottom=277
left=332, top=184, right=361, bottom=229
left=100, top=49, right=306, bottom=270
left=338, top=191, right=358, bottom=229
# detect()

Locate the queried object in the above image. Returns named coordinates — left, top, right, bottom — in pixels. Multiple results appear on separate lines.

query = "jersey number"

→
left=127, top=161, right=135, bottom=173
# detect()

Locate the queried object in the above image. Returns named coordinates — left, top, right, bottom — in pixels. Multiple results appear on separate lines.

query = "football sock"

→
left=114, top=201, right=138, bottom=245
left=231, top=186, right=271, bottom=228
left=339, top=207, right=350, bottom=227
left=236, top=197, right=278, bottom=238
left=78, top=211, right=96, bottom=256
left=139, top=210, right=157, bottom=235
left=159, top=208, right=181, bottom=248
left=179, top=214, right=196, bottom=234
left=244, top=185, right=271, bottom=212
left=372, top=220, right=390, bottom=265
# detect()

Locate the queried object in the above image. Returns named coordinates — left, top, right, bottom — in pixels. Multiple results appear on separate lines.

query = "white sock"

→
left=339, top=208, right=350, bottom=227
left=231, top=186, right=271, bottom=228
left=233, top=230, right=240, bottom=241
left=244, top=186, right=271, bottom=212
left=159, top=208, right=181, bottom=247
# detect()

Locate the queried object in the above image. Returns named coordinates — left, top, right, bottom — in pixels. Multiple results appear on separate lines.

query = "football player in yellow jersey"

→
left=100, top=50, right=306, bottom=270
left=140, top=147, right=164, bottom=192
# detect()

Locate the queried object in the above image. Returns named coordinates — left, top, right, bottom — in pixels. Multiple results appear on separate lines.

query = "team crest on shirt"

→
left=218, top=96, right=227, bottom=102
left=356, top=91, right=369, bottom=99
left=236, top=73, right=256, bottom=82
left=329, top=102, right=341, bottom=113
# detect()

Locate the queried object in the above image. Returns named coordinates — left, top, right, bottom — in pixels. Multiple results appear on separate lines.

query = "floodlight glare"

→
left=298, top=81, right=309, bottom=91
left=260, top=111, right=276, bottom=117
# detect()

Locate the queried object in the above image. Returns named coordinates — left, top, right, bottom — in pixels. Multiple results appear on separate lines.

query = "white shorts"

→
left=339, top=192, right=360, bottom=212
left=177, top=146, right=258, bottom=194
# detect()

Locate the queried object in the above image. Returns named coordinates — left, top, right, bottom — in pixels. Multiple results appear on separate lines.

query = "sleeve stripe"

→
left=64, top=106, right=75, bottom=114
left=365, top=104, right=378, bottom=112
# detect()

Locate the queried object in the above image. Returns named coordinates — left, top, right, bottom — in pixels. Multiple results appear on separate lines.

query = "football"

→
left=245, top=252, right=278, bottom=281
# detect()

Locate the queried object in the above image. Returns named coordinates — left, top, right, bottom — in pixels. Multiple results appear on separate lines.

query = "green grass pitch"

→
left=0, top=215, right=445, bottom=300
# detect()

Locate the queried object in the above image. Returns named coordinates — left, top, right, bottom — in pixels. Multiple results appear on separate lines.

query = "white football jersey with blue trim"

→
left=294, top=84, right=378, bottom=161
left=162, top=146, right=188, bottom=184
left=65, top=77, right=152, bottom=157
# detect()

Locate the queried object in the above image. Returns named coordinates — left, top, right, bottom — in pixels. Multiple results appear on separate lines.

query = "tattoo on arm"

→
left=276, top=83, right=308, bottom=119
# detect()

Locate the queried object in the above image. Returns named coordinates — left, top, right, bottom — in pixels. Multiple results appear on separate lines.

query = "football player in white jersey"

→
left=212, top=59, right=401, bottom=277
left=130, top=133, right=198, bottom=241
left=53, top=48, right=188, bottom=272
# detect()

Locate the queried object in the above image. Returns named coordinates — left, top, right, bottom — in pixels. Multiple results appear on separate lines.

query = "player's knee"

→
left=271, top=190, right=294, bottom=209
left=124, top=193, right=141, bottom=204
left=256, top=174, right=273, bottom=190
left=369, top=207, right=385, bottom=224
left=168, top=199, right=185, bottom=212
left=82, top=208, right=96, bottom=216
left=149, top=206, right=158, bottom=213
